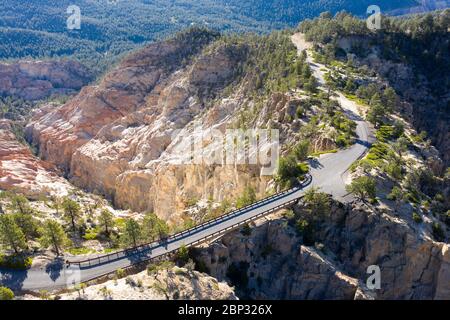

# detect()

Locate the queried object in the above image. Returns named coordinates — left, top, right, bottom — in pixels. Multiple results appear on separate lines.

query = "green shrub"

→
left=83, top=227, right=101, bottom=241
left=0, top=254, right=33, bottom=270
left=175, top=245, right=190, bottom=266
left=367, top=143, right=389, bottom=161
left=240, top=224, right=252, bottom=236
left=296, top=106, right=305, bottom=118
left=116, top=268, right=126, bottom=279
left=0, top=286, right=14, bottom=300
left=236, top=186, right=257, bottom=209
left=406, top=192, right=420, bottom=204
left=412, top=212, right=423, bottom=223
left=376, top=125, right=395, bottom=142
left=384, top=162, right=403, bottom=181
left=66, top=247, right=92, bottom=255
left=226, top=262, right=249, bottom=290
left=147, top=261, right=174, bottom=275
left=346, top=176, right=377, bottom=202
left=295, top=219, right=315, bottom=246
left=276, top=155, right=309, bottom=188
left=432, top=223, right=445, bottom=242
left=444, top=211, right=450, bottom=227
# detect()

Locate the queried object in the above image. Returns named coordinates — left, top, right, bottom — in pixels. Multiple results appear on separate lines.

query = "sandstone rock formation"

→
left=0, top=60, right=92, bottom=100
left=0, top=119, right=72, bottom=198
left=25, top=29, right=340, bottom=225
left=25, top=30, right=280, bottom=223
left=52, top=267, right=237, bottom=300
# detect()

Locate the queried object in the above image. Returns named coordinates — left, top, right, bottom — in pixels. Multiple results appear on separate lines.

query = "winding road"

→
left=0, top=34, right=373, bottom=292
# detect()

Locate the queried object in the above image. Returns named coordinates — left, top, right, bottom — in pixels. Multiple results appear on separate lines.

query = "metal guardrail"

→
left=70, top=197, right=305, bottom=287
left=68, top=174, right=312, bottom=269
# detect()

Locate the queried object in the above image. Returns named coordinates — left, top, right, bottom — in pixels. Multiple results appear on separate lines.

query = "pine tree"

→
left=39, top=220, right=68, bottom=256
left=0, top=215, right=27, bottom=254
left=98, top=209, right=115, bottom=235
left=8, top=194, right=32, bottom=215
left=122, top=219, right=142, bottom=248
left=13, top=213, right=39, bottom=242
left=305, top=76, right=318, bottom=93
left=382, top=87, right=398, bottom=112
left=62, top=198, right=81, bottom=231
left=346, top=176, right=377, bottom=202
left=367, top=93, right=385, bottom=127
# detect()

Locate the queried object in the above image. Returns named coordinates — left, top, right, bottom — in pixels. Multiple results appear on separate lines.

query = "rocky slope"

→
left=0, top=60, right=92, bottom=101
left=194, top=201, right=449, bottom=300
left=25, top=29, right=315, bottom=224
left=0, top=119, right=72, bottom=198
left=8, top=24, right=448, bottom=301
left=335, top=36, right=450, bottom=166
left=20, top=266, right=237, bottom=300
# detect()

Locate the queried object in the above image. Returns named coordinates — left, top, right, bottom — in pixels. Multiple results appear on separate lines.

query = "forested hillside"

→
left=298, top=10, right=450, bottom=164
left=219, top=0, right=417, bottom=24
left=0, top=0, right=418, bottom=76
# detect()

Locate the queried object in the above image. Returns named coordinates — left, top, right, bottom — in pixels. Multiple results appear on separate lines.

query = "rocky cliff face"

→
left=0, top=60, right=92, bottom=101
left=194, top=202, right=450, bottom=300
left=25, top=30, right=301, bottom=223
left=0, top=119, right=72, bottom=198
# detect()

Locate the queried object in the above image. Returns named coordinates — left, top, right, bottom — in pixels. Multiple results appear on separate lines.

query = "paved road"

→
left=291, top=33, right=374, bottom=200
left=0, top=182, right=311, bottom=291
left=0, top=34, right=373, bottom=292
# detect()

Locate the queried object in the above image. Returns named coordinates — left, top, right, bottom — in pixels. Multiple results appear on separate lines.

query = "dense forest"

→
left=219, top=0, right=417, bottom=24
left=0, top=0, right=418, bottom=77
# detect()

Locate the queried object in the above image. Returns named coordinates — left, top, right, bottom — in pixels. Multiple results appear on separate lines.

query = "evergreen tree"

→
left=293, top=140, right=310, bottom=162
left=13, top=213, right=39, bottom=242
left=305, top=76, right=318, bottom=93
left=141, top=212, right=170, bottom=242
left=62, top=198, right=81, bottom=231
left=8, top=194, right=32, bottom=215
left=382, top=87, right=398, bottom=112
left=122, top=219, right=142, bottom=248
left=236, top=186, right=257, bottom=209
left=39, top=220, right=68, bottom=256
left=346, top=176, right=377, bottom=202
left=0, top=215, right=27, bottom=254
left=367, top=93, right=385, bottom=127
left=98, top=209, right=115, bottom=235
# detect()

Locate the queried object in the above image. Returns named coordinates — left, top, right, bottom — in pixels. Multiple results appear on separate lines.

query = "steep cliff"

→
left=25, top=29, right=323, bottom=223
left=0, top=119, right=72, bottom=198
left=194, top=201, right=449, bottom=300
left=0, top=60, right=92, bottom=101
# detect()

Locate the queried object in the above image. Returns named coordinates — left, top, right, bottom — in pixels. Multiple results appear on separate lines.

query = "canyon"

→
left=24, top=29, right=293, bottom=224
left=0, top=15, right=448, bottom=300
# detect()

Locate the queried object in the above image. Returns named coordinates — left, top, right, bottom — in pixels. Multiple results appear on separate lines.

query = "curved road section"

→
left=0, top=34, right=373, bottom=291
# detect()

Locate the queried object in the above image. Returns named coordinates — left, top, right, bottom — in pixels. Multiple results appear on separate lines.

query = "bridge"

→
left=0, top=34, right=373, bottom=291
left=0, top=175, right=314, bottom=291
left=70, top=174, right=312, bottom=271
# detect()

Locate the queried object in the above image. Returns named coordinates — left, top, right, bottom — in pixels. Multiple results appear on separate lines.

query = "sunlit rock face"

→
left=25, top=29, right=271, bottom=222
left=24, top=29, right=343, bottom=223
left=0, top=60, right=92, bottom=101
left=0, top=119, right=72, bottom=198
